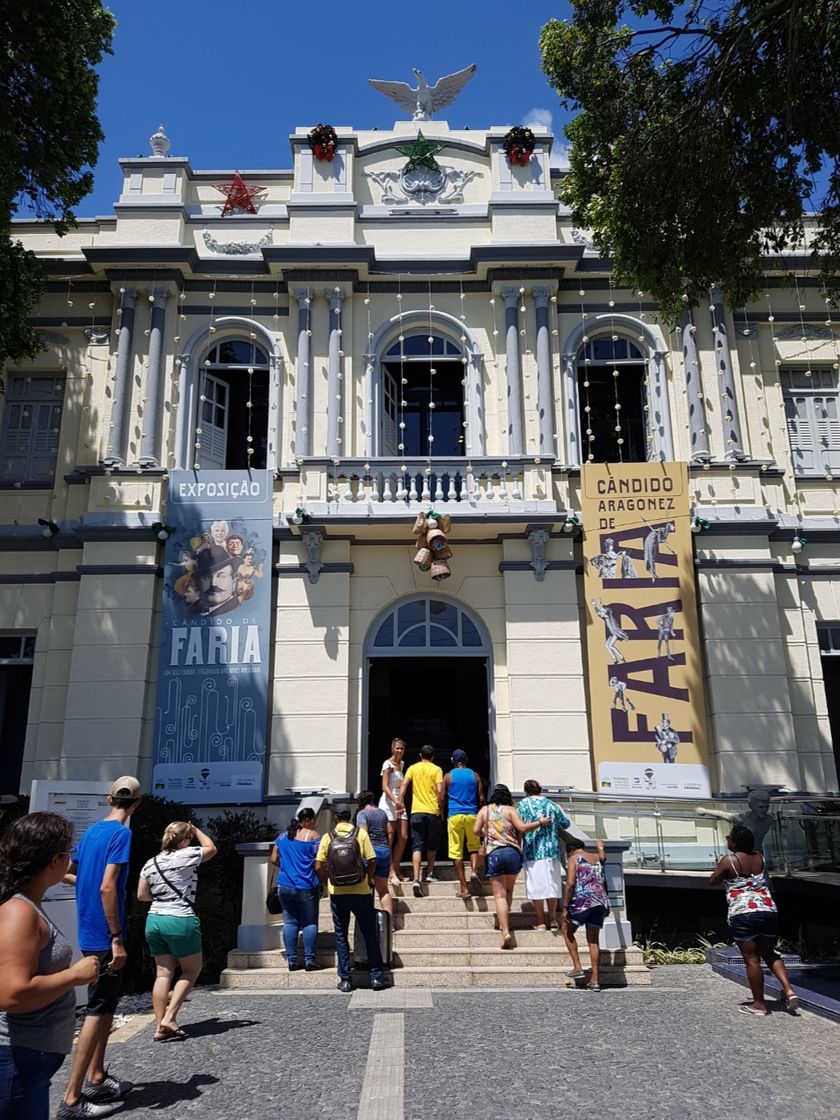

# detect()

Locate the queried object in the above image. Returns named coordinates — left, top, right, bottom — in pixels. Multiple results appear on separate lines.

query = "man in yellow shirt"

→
left=315, top=805, right=387, bottom=992
left=397, top=744, right=444, bottom=896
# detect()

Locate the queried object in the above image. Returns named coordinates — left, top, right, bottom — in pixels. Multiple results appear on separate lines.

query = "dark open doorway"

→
left=0, top=666, right=34, bottom=794
left=366, top=657, right=491, bottom=803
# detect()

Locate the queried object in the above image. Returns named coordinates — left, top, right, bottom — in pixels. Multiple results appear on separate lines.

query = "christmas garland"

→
left=308, top=124, right=338, bottom=162
left=503, top=125, right=535, bottom=167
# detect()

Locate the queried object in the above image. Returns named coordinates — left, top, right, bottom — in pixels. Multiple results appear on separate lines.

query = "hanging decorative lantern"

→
left=412, top=510, right=453, bottom=579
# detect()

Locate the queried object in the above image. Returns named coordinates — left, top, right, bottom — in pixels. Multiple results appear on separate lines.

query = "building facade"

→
left=3, top=112, right=839, bottom=806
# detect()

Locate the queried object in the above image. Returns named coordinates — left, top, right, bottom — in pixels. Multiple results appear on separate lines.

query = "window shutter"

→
left=815, top=395, right=840, bottom=471
left=0, top=376, right=63, bottom=483
left=382, top=367, right=399, bottom=456
left=198, top=374, right=228, bottom=469
left=784, top=394, right=817, bottom=471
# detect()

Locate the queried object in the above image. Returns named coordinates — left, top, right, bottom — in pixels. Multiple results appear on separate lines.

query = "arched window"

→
left=578, top=335, right=648, bottom=463
left=196, top=339, right=269, bottom=470
left=369, top=596, right=487, bottom=654
left=381, top=333, right=465, bottom=457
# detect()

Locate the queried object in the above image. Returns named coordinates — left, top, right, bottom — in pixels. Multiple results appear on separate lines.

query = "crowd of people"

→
left=0, top=754, right=802, bottom=1118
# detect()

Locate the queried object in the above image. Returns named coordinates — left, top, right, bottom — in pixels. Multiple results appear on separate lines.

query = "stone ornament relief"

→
left=202, top=228, right=274, bottom=255
left=366, top=167, right=480, bottom=206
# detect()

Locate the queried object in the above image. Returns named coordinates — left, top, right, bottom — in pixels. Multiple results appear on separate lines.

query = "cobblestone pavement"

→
left=49, top=966, right=838, bottom=1120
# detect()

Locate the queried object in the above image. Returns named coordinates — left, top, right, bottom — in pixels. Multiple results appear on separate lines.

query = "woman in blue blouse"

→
left=517, top=780, right=571, bottom=931
left=270, top=809, right=321, bottom=971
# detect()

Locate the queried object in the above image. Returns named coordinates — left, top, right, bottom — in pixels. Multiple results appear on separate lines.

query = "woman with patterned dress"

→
left=517, top=780, right=571, bottom=931
left=472, top=785, right=550, bottom=950
left=562, top=837, right=609, bottom=990
left=709, top=823, right=799, bottom=1016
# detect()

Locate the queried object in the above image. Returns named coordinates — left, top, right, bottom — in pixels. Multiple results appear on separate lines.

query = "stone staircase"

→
left=221, top=867, right=650, bottom=989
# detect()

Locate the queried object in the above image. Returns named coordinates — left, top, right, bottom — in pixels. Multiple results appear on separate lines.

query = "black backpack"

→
left=325, top=826, right=367, bottom=887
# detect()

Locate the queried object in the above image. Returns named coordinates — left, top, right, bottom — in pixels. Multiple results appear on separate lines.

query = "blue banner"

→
left=152, top=470, right=273, bottom=803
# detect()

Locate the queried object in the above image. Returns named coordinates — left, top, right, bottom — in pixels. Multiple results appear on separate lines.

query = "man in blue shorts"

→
left=58, top=777, right=141, bottom=1119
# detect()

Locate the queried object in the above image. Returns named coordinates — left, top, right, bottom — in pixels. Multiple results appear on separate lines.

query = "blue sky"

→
left=82, top=0, right=574, bottom=215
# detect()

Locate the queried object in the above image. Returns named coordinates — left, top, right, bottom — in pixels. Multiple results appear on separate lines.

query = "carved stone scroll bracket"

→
left=301, top=526, right=325, bottom=585
left=527, top=526, right=550, bottom=582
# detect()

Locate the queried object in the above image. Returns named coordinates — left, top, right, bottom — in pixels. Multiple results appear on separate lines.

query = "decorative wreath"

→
left=308, top=124, right=338, bottom=162
left=503, top=125, right=535, bottom=167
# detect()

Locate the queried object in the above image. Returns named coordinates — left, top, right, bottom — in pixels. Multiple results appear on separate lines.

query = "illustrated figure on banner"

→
left=609, top=676, right=635, bottom=712
left=657, top=605, right=677, bottom=659
left=167, top=518, right=266, bottom=617
left=654, top=713, right=680, bottom=763
left=590, top=537, right=636, bottom=581
left=643, top=522, right=675, bottom=581
left=591, top=599, right=628, bottom=664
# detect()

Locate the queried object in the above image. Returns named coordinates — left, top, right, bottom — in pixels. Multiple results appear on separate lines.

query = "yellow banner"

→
left=581, top=462, right=710, bottom=798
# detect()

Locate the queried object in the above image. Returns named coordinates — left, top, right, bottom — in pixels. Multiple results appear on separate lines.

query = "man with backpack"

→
left=315, top=804, right=388, bottom=993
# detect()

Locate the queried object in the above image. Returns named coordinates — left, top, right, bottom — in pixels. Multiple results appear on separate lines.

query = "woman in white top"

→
left=137, top=822, right=216, bottom=1041
left=378, top=737, right=408, bottom=885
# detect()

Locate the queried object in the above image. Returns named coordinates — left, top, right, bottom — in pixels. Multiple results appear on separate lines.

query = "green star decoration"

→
left=396, top=131, right=444, bottom=174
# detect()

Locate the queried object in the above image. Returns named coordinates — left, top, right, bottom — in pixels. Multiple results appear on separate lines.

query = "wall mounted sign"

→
left=152, top=470, right=273, bottom=804
left=581, top=461, right=711, bottom=798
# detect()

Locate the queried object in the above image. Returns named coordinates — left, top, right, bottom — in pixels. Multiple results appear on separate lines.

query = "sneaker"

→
left=81, top=1072, right=133, bottom=1102
left=337, top=978, right=353, bottom=993
left=57, top=1100, right=116, bottom=1119
left=423, top=872, right=439, bottom=882
left=412, top=879, right=423, bottom=897
left=370, top=977, right=390, bottom=991
left=304, top=961, right=322, bottom=972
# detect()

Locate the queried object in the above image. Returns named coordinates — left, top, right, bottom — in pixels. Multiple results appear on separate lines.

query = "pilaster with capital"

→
left=562, top=352, right=582, bottom=467
left=532, top=287, right=555, bottom=457
left=681, top=310, right=711, bottom=462
left=292, top=288, right=313, bottom=458
left=710, top=286, right=746, bottom=459
left=325, top=289, right=345, bottom=458
left=107, top=289, right=137, bottom=465
left=501, top=288, right=523, bottom=457
left=138, top=288, right=170, bottom=465
left=649, top=349, right=675, bottom=461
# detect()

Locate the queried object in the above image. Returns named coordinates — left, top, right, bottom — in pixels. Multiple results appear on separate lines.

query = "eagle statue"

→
left=368, top=65, right=477, bottom=122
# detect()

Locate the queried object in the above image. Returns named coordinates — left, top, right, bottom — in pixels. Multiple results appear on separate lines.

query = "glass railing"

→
left=542, top=793, right=840, bottom=875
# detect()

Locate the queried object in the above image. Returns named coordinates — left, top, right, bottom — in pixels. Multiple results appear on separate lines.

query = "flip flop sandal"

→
left=738, top=1004, right=769, bottom=1016
left=786, top=996, right=801, bottom=1015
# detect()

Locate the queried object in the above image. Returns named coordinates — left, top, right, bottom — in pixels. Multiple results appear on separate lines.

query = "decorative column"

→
left=108, top=289, right=137, bottom=465
left=138, top=288, right=169, bottom=465
left=501, top=288, right=524, bottom=456
left=561, top=352, right=582, bottom=467
left=710, top=285, right=746, bottom=460
left=267, top=349, right=281, bottom=472
left=362, top=352, right=375, bottom=459
left=532, top=287, right=554, bottom=457
left=465, top=346, right=487, bottom=456
left=291, top=288, right=312, bottom=459
left=649, top=349, right=675, bottom=461
left=681, top=310, right=711, bottom=462
left=325, top=289, right=344, bottom=458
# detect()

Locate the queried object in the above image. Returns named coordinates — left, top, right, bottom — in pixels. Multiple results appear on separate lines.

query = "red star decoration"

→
left=213, top=172, right=267, bottom=217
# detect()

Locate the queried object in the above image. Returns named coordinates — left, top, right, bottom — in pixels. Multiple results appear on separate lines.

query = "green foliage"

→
left=640, top=935, right=725, bottom=965
left=539, top=1, right=840, bottom=322
left=0, top=1, right=114, bottom=374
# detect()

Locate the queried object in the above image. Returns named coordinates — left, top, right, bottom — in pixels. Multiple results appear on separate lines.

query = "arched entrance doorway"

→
left=363, top=595, right=494, bottom=798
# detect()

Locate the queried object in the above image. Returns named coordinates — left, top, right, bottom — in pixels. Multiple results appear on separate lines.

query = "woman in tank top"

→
left=379, top=738, right=408, bottom=884
left=0, top=812, right=100, bottom=1120
left=709, top=823, right=799, bottom=1016
left=472, top=785, right=550, bottom=949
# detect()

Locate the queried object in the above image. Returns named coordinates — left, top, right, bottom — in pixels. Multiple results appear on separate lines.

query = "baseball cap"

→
left=110, top=776, right=141, bottom=800
left=451, top=749, right=468, bottom=764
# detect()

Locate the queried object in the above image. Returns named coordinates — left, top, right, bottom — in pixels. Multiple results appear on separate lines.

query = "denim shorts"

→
left=373, top=846, right=392, bottom=879
left=486, top=846, right=523, bottom=878
left=729, top=910, right=778, bottom=943
left=567, top=904, right=608, bottom=930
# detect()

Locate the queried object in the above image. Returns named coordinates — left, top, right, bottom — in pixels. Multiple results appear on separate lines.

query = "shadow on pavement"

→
left=178, top=1016, right=260, bottom=1038
left=118, top=1073, right=219, bottom=1111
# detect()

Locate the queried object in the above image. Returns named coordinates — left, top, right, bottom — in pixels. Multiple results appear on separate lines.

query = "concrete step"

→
left=393, top=909, right=551, bottom=930
left=219, top=964, right=650, bottom=990
left=389, top=880, right=525, bottom=899
left=228, top=943, right=643, bottom=970
left=318, top=895, right=535, bottom=915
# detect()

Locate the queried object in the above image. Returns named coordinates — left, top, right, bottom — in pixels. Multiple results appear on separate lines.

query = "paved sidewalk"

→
left=49, top=966, right=837, bottom=1119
